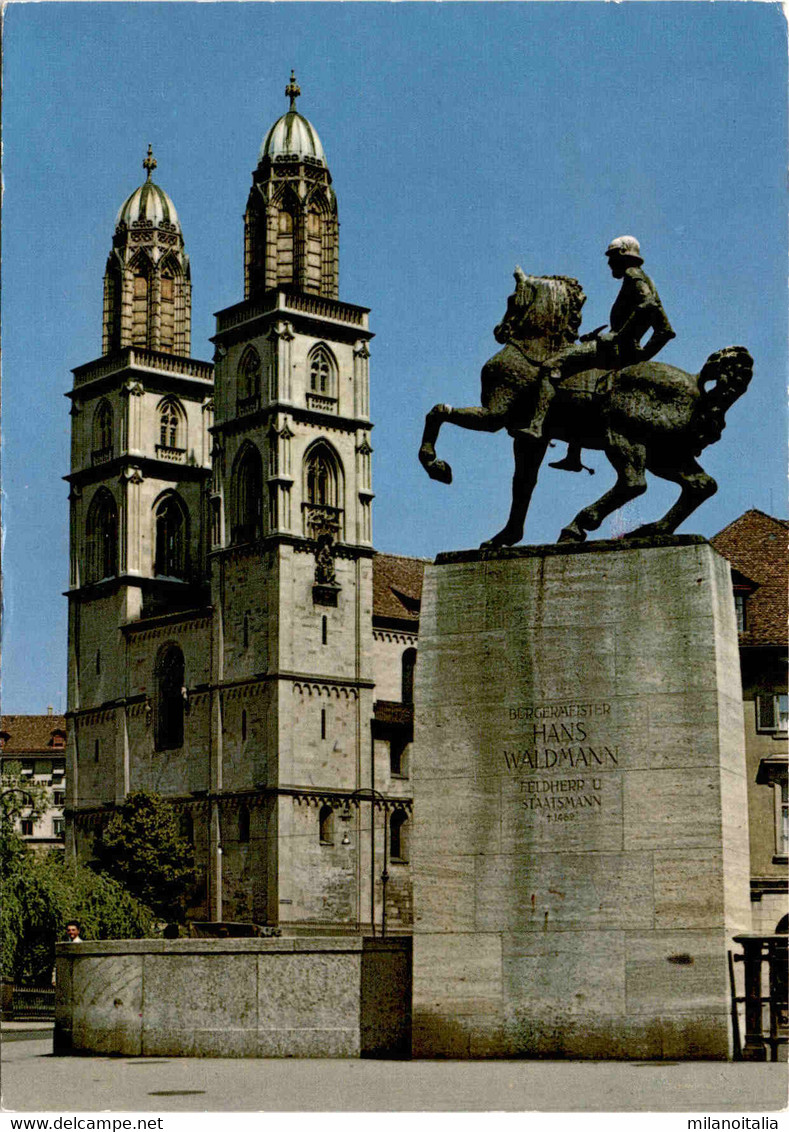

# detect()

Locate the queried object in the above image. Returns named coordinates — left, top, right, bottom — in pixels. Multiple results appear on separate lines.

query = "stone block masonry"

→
left=411, top=536, right=752, bottom=1059
left=54, top=936, right=411, bottom=1059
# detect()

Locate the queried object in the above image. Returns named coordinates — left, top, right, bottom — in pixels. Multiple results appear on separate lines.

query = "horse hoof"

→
left=427, top=459, right=452, bottom=484
left=481, top=527, right=522, bottom=548
left=418, top=448, right=448, bottom=484
left=557, top=526, right=585, bottom=544
left=419, top=447, right=453, bottom=484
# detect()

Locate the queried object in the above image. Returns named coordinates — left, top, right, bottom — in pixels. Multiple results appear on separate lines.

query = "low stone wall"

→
left=54, top=936, right=411, bottom=1058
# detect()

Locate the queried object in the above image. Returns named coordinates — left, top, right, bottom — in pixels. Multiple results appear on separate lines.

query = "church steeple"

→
left=244, top=75, right=339, bottom=300
left=102, top=148, right=192, bottom=356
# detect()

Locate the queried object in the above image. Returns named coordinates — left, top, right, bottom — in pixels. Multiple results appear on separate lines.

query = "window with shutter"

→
left=757, top=694, right=778, bottom=731
left=757, top=693, right=789, bottom=733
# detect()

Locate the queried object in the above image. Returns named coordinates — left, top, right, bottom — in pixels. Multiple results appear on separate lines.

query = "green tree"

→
left=2, top=850, right=156, bottom=984
left=1, top=770, right=158, bottom=983
left=92, top=791, right=195, bottom=922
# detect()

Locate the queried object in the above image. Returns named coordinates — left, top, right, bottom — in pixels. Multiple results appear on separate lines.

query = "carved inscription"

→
left=503, top=742, right=618, bottom=771
left=503, top=702, right=619, bottom=829
left=508, top=702, right=611, bottom=720
left=518, top=777, right=604, bottom=822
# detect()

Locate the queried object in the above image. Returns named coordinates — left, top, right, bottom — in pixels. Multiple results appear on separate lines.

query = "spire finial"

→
left=285, top=70, right=301, bottom=110
left=143, top=144, right=157, bottom=182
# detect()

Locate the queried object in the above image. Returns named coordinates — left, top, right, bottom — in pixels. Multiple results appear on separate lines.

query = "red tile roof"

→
left=372, top=553, right=426, bottom=625
left=712, top=510, right=788, bottom=647
left=0, top=714, right=67, bottom=753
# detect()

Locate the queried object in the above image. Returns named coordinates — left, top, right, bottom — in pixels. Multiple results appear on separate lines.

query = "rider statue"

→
left=521, top=235, right=676, bottom=472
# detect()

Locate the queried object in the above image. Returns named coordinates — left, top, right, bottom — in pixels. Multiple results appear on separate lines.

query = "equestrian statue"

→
left=419, top=236, right=753, bottom=546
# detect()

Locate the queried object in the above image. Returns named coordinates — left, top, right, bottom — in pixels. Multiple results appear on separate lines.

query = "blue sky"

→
left=3, top=2, right=787, bottom=713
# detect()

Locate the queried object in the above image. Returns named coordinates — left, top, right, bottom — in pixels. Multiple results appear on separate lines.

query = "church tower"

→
left=65, top=87, right=407, bottom=934
left=208, top=75, right=377, bottom=929
left=65, top=149, right=213, bottom=835
left=244, top=72, right=339, bottom=301
left=103, top=146, right=192, bottom=355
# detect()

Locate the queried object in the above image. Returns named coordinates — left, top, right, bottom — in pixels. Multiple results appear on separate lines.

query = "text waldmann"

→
left=503, top=721, right=619, bottom=771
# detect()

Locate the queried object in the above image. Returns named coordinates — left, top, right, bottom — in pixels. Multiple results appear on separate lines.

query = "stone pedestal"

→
left=411, top=536, right=751, bottom=1059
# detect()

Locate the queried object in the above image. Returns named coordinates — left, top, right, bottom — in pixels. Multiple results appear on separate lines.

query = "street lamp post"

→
left=341, top=788, right=389, bottom=939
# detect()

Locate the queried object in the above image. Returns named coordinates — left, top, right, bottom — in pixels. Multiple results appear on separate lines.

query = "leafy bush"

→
left=2, top=849, right=156, bottom=984
left=92, top=791, right=195, bottom=922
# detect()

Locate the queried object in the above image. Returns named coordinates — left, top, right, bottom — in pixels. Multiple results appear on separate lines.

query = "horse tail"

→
left=689, top=346, right=753, bottom=455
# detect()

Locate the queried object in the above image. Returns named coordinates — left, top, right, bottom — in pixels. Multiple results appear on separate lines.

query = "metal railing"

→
left=730, top=934, right=788, bottom=1061
left=11, top=985, right=55, bottom=1021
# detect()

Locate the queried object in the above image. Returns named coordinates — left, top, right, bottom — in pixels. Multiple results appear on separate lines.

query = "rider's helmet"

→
left=605, top=235, right=643, bottom=264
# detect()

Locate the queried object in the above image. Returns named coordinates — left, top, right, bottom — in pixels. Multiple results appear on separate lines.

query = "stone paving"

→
left=1, top=1031, right=786, bottom=1114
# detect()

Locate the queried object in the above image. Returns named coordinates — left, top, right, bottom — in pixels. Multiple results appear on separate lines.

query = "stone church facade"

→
left=65, top=77, right=422, bottom=933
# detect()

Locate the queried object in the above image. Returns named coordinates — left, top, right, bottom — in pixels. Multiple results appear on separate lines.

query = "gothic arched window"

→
left=402, top=648, right=417, bottom=705
left=276, top=208, right=295, bottom=286
left=305, top=208, right=323, bottom=292
left=92, top=400, right=114, bottom=463
left=319, top=805, right=335, bottom=846
left=307, top=344, right=337, bottom=400
left=86, top=490, right=118, bottom=583
left=233, top=443, right=264, bottom=544
left=307, top=451, right=332, bottom=505
left=158, top=254, right=188, bottom=355
left=103, top=266, right=122, bottom=354
left=159, top=270, right=176, bottom=351
left=303, top=442, right=343, bottom=540
left=237, top=347, right=261, bottom=411
left=158, top=398, right=185, bottom=453
left=155, top=644, right=185, bottom=751
left=131, top=262, right=151, bottom=347
left=154, top=494, right=188, bottom=579
left=238, top=805, right=250, bottom=844
left=390, top=810, right=409, bottom=862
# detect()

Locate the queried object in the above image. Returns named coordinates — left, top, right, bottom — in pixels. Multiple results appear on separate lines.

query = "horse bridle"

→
left=502, top=336, right=543, bottom=368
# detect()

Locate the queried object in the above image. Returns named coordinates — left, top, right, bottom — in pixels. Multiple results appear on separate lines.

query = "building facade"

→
left=712, top=509, right=788, bottom=934
left=65, top=78, right=421, bottom=933
left=1, top=712, right=67, bottom=850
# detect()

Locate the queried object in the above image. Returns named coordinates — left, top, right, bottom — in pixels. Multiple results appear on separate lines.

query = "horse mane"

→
left=508, top=274, right=586, bottom=353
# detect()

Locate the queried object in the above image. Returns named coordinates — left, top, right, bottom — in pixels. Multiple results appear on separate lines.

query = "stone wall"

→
left=54, top=936, right=411, bottom=1059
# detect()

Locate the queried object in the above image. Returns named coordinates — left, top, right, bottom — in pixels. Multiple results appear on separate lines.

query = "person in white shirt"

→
left=65, top=921, right=83, bottom=942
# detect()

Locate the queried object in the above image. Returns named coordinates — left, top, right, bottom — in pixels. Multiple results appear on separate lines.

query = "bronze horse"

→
left=419, top=271, right=753, bottom=546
